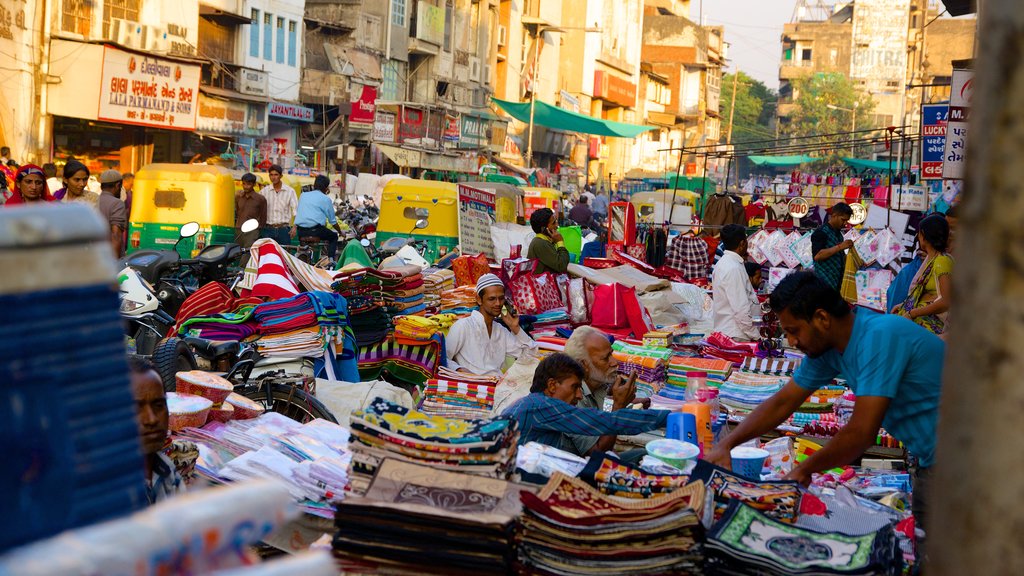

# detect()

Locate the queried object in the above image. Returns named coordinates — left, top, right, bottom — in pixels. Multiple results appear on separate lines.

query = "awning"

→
left=199, top=4, right=251, bottom=25
left=491, top=97, right=656, bottom=138
left=200, top=85, right=269, bottom=104
left=840, top=157, right=893, bottom=171
left=748, top=154, right=815, bottom=167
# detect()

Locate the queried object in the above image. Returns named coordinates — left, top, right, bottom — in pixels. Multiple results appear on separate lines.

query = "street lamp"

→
left=525, top=24, right=601, bottom=168
left=826, top=102, right=858, bottom=156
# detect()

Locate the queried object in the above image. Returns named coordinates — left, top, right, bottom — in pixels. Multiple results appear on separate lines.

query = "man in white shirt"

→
left=712, top=224, right=760, bottom=341
left=446, top=274, right=536, bottom=376
left=259, top=164, right=298, bottom=247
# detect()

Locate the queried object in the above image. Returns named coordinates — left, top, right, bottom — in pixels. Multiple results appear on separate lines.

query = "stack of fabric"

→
left=528, top=308, right=572, bottom=338
left=253, top=291, right=351, bottom=357
left=517, top=472, right=707, bottom=575
left=671, top=357, right=735, bottom=388
left=718, top=371, right=789, bottom=417
left=578, top=451, right=692, bottom=498
left=346, top=294, right=392, bottom=348
left=699, top=332, right=760, bottom=364
left=612, top=341, right=671, bottom=399
left=707, top=501, right=902, bottom=575
left=393, top=313, right=459, bottom=340
left=334, top=459, right=519, bottom=574
left=740, top=356, right=802, bottom=376
left=380, top=272, right=426, bottom=316
left=692, top=460, right=802, bottom=524
left=422, top=268, right=456, bottom=313
left=347, top=397, right=519, bottom=494
left=439, top=285, right=479, bottom=313
left=177, top=304, right=260, bottom=341
left=419, top=374, right=499, bottom=419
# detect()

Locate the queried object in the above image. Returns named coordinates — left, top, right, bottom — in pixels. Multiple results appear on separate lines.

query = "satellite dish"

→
left=849, top=202, right=867, bottom=226
left=788, top=197, right=809, bottom=219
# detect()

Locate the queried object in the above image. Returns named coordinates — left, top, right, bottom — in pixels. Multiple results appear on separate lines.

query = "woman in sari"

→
left=893, top=214, right=952, bottom=334
left=3, top=164, right=54, bottom=206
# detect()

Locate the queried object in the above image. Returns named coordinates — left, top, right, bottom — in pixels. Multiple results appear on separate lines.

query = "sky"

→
left=691, top=0, right=801, bottom=91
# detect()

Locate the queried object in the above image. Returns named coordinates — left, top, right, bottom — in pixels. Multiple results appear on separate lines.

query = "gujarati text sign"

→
left=99, top=46, right=200, bottom=130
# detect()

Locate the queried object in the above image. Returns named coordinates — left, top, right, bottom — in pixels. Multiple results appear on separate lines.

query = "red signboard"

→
left=350, top=84, right=377, bottom=124
left=594, top=70, right=637, bottom=108
left=922, top=162, right=943, bottom=179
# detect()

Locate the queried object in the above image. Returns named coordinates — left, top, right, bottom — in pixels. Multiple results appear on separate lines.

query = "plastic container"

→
left=666, top=412, right=698, bottom=447
left=731, top=446, right=770, bottom=480
left=684, top=371, right=708, bottom=401
left=683, top=401, right=714, bottom=456
left=646, top=439, right=701, bottom=470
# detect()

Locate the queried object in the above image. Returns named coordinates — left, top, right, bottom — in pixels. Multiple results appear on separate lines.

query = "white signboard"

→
left=942, top=68, right=973, bottom=180
left=850, top=0, right=910, bottom=93
left=457, top=184, right=497, bottom=258
left=372, top=111, right=396, bottom=143
left=98, top=46, right=200, bottom=130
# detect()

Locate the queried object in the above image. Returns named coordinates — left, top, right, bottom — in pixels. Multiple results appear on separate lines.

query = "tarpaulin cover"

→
left=747, top=155, right=816, bottom=166
left=491, top=97, right=656, bottom=138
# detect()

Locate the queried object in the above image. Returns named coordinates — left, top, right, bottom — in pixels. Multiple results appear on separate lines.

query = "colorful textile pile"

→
left=334, top=459, right=519, bottom=575
left=252, top=291, right=351, bottom=357
left=578, top=452, right=691, bottom=499
left=700, top=332, right=760, bottom=364
left=174, top=412, right=352, bottom=519
left=394, top=313, right=459, bottom=340
left=707, top=501, right=902, bottom=575
left=613, top=351, right=668, bottom=399
left=718, top=371, right=789, bottom=415
left=419, top=378, right=498, bottom=420
left=347, top=398, right=519, bottom=494
left=177, top=305, right=259, bottom=341
left=740, top=356, right=802, bottom=376
left=347, top=298, right=392, bottom=348
left=422, top=268, right=456, bottom=313
left=672, top=357, right=735, bottom=387
left=172, top=281, right=262, bottom=335
left=380, top=273, right=426, bottom=316
left=517, top=472, right=706, bottom=575
left=528, top=308, right=572, bottom=338
left=692, top=460, right=802, bottom=524
left=357, top=337, right=443, bottom=386
left=439, top=285, right=479, bottom=312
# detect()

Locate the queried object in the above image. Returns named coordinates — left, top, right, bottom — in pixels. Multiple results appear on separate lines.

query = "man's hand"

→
left=610, top=373, right=637, bottom=409
left=289, top=226, right=297, bottom=239
left=784, top=466, right=813, bottom=487
left=705, top=445, right=733, bottom=470
left=501, top=308, right=520, bottom=334
left=550, top=228, right=564, bottom=243
left=839, top=239, right=854, bottom=251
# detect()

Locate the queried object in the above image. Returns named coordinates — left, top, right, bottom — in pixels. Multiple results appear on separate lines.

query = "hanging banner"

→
left=920, top=103, right=947, bottom=180
left=443, top=114, right=460, bottom=144
left=942, top=68, right=973, bottom=180
left=98, top=45, right=200, bottom=130
left=457, top=184, right=497, bottom=258
left=350, top=84, right=377, bottom=124
left=459, top=115, right=487, bottom=149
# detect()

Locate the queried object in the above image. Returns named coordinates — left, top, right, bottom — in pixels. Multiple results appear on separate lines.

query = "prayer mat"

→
left=692, top=460, right=803, bottom=524
left=357, top=337, right=441, bottom=385
left=578, top=452, right=691, bottom=499
left=351, top=397, right=515, bottom=445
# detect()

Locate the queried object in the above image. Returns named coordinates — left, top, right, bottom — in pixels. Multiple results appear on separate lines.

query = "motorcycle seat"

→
left=184, top=337, right=241, bottom=359
left=299, top=236, right=324, bottom=244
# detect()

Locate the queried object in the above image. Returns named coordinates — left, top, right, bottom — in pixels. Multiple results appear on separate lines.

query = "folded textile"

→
left=691, top=460, right=803, bottom=524
left=578, top=451, right=690, bottom=499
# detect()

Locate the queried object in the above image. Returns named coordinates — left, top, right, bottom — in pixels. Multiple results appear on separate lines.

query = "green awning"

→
left=668, top=175, right=717, bottom=193
left=748, top=155, right=816, bottom=167
left=840, top=157, right=893, bottom=170
left=491, top=98, right=657, bottom=138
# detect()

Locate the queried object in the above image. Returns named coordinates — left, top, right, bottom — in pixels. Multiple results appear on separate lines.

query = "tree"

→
left=783, top=72, right=877, bottom=155
left=720, top=71, right=778, bottom=145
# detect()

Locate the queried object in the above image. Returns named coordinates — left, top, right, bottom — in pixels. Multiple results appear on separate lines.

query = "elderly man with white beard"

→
left=562, top=326, right=651, bottom=461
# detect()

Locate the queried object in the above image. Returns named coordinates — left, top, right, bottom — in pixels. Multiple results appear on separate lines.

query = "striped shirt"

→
left=811, top=223, right=845, bottom=291
left=260, top=183, right=297, bottom=225
left=502, top=392, right=669, bottom=448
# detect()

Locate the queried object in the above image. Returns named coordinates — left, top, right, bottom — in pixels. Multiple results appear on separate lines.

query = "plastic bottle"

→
left=684, top=371, right=708, bottom=401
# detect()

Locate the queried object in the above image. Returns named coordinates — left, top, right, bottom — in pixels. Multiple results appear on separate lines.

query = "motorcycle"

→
left=375, top=218, right=431, bottom=269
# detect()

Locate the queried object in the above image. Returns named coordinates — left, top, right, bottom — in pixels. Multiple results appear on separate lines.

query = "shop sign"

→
left=443, top=114, right=460, bottom=143
left=459, top=115, right=486, bottom=149
left=422, top=153, right=475, bottom=173
left=559, top=90, right=580, bottom=113
left=98, top=46, right=200, bottom=130
left=239, top=68, right=268, bottom=97
left=503, top=134, right=522, bottom=160
left=397, top=105, right=440, bottom=143
left=594, top=70, right=636, bottom=108
left=942, top=68, right=973, bottom=180
left=196, top=93, right=265, bottom=137
left=269, top=101, right=314, bottom=122
left=457, top=184, right=497, bottom=259
left=0, top=1, right=29, bottom=41
left=350, top=84, right=377, bottom=124
left=489, top=120, right=507, bottom=152
left=920, top=103, right=947, bottom=180
left=372, top=111, right=396, bottom=143
left=850, top=0, right=910, bottom=93
left=588, top=136, right=601, bottom=160
left=415, top=2, right=445, bottom=45
left=376, top=143, right=421, bottom=168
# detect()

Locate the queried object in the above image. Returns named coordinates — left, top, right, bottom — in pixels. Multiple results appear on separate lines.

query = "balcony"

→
left=779, top=60, right=815, bottom=80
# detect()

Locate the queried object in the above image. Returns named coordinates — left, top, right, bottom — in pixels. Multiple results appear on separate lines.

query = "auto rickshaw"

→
left=128, top=164, right=237, bottom=257
left=376, top=179, right=459, bottom=262
left=522, top=186, right=563, bottom=219
left=630, top=189, right=700, bottom=227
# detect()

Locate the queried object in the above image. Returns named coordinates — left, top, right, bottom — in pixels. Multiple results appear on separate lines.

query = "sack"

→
left=591, top=283, right=630, bottom=329
left=566, top=277, right=590, bottom=325
left=533, top=272, right=564, bottom=312
left=453, top=253, right=489, bottom=287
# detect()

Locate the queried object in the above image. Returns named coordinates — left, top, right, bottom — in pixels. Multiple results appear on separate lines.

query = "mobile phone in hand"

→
left=504, top=301, right=517, bottom=317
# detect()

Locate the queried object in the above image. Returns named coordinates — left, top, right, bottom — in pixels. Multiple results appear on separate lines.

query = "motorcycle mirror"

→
left=414, top=218, right=429, bottom=230
left=360, top=238, right=371, bottom=247
left=239, top=218, right=260, bottom=234
left=179, top=221, right=200, bottom=238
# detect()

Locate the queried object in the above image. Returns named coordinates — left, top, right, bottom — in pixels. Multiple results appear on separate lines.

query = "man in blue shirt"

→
left=503, top=353, right=670, bottom=449
left=293, top=175, right=343, bottom=258
left=707, top=271, right=943, bottom=531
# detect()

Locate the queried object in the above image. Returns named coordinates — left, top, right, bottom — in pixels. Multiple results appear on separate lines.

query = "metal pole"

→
left=726, top=71, right=739, bottom=145
left=668, top=146, right=685, bottom=225
left=850, top=106, right=857, bottom=157
left=340, top=113, right=350, bottom=196
left=526, top=28, right=542, bottom=168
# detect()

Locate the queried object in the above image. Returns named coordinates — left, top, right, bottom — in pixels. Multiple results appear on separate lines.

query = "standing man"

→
left=591, top=188, right=609, bottom=220
left=445, top=274, right=536, bottom=377
left=259, top=164, right=297, bottom=247
left=294, top=175, right=344, bottom=259
left=811, top=202, right=854, bottom=292
left=707, top=272, right=943, bottom=536
left=712, top=224, right=760, bottom=341
left=98, top=169, right=127, bottom=257
left=235, top=173, right=267, bottom=260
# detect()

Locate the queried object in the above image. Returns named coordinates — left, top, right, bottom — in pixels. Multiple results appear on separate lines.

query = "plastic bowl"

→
left=646, top=438, right=701, bottom=470
left=166, top=392, right=213, bottom=431
left=175, top=371, right=234, bottom=404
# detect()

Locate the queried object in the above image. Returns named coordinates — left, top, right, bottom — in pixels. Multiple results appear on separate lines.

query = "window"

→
left=359, top=14, right=382, bottom=51
left=784, top=48, right=792, bottom=61
left=102, top=0, right=140, bottom=38
left=61, top=0, right=93, bottom=35
left=263, top=13, right=272, bottom=59
left=801, top=48, right=812, bottom=61
left=287, top=21, right=297, bottom=66
left=276, top=17, right=285, bottom=64
left=250, top=9, right=260, bottom=57
left=443, top=1, right=453, bottom=52
left=392, top=0, right=406, bottom=27
left=381, top=61, right=405, bottom=101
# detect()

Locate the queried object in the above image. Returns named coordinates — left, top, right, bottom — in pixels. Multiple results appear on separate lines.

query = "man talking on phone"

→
left=445, top=274, right=536, bottom=377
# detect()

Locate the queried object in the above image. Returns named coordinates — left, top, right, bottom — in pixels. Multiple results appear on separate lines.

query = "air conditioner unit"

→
left=142, top=25, right=169, bottom=53
left=110, top=18, right=143, bottom=50
left=497, top=25, right=507, bottom=47
left=483, top=64, right=492, bottom=85
left=469, top=56, right=481, bottom=82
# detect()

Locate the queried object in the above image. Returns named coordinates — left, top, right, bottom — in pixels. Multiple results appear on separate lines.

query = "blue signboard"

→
left=921, top=103, right=948, bottom=180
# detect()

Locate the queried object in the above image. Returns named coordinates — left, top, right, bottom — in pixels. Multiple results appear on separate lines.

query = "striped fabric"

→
left=240, top=238, right=335, bottom=294
left=251, top=243, right=299, bottom=299
left=358, top=337, right=442, bottom=385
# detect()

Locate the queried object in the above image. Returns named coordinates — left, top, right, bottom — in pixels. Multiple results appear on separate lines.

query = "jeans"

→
left=296, top=225, right=339, bottom=258
left=260, top=226, right=292, bottom=247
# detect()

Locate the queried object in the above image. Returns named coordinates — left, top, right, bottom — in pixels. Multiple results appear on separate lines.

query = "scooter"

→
left=376, top=218, right=431, bottom=269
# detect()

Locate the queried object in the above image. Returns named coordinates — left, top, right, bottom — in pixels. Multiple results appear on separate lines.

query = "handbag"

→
left=591, top=283, right=630, bottom=329
left=507, top=260, right=562, bottom=315
left=453, top=253, right=490, bottom=287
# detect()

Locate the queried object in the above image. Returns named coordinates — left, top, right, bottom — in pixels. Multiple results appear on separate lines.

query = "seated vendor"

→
left=562, top=326, right=651, bottom=458
left=527, top=208, right=570, bottom=274
left=129, top=356, right=187, bottom=504
left=445, top=274, right=536, bottom=377
left=503, top=353, right=670, bottom=448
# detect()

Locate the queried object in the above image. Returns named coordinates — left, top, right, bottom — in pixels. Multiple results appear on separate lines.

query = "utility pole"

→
left=726, top=70, right=740, bottom=145
left=931, top=1, right=1023, bottom=574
